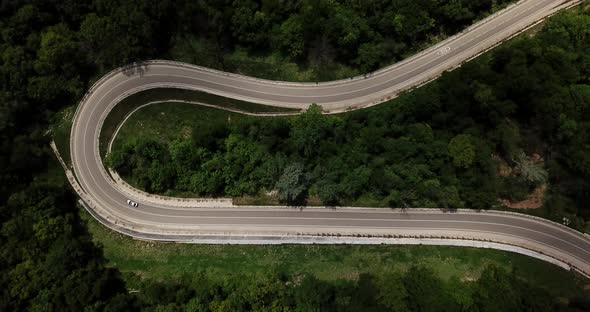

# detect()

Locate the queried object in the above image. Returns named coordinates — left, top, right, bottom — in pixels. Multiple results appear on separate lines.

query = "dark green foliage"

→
left=193, top=121, right=229, bottom=151
left=472, top=266, right=554, bottom=312
left=169, top=0, right=515, bottom=81
left=0, top=179, right=133, bottom=311
left=290, top=104, right=336, bottom=158
left=113, top=8, right=590, bottom=226
left=0, top=1, right=179, bottom=310
left=403, top=266, right=457, bottom=312
left=115, top=266, right=579, bottom=311
left=0, top=0, right=588, bottom=310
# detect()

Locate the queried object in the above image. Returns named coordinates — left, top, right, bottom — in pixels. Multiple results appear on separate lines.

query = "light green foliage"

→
left=35, top=23, right=77, bottom=74
left=275, top=162, right=308, bottom=204
left=513, top=151, right=548, bottom=186
left=448, top=134, right=475, bottom=168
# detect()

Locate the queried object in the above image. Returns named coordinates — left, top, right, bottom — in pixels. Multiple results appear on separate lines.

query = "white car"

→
left=126, top=199, right=139, bottom=207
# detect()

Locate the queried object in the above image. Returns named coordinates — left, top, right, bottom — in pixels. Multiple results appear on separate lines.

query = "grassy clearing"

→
left=100, top=88, right=299, bottom=155
left=43, top=155, right=69, bottom=187
left=110, top=101, right=286, bottom=152
left=49, top=105, right=75, bottom=166
left=80, top=208, right=585, bottom=297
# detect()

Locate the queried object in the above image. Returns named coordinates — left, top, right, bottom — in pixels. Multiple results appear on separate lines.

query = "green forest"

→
left=167, top=0, right=514, bottom=81
left=1, top=0, right=589, bottom=310
left=110, top=8, right=590, bottom=230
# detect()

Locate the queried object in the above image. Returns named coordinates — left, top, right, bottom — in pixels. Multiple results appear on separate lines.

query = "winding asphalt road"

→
left=69, top=0, right=590, bottom=276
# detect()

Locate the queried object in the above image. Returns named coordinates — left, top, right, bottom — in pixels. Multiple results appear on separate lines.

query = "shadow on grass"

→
left=100, top=88, right=300, bottom=155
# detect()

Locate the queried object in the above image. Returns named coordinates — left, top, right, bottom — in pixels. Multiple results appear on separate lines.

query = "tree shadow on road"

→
left=122, top=61, right=150, bottom=77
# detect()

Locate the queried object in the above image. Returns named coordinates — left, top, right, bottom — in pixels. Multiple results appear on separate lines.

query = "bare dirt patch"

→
left=501, top=184, right=547, bottom=209
left=497, top=163, right=512, bottom=177
left=493, top=154, right=512, bottom=177
left=461, top=274, right=477, bottom=282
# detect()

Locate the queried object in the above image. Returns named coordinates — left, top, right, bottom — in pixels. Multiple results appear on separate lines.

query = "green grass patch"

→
left=43, top=155, right=69, bottom=187
left=111, top=101, right=270, bottom=153
left=100, top=88, right=299, bottom=155
left=80, top=207, right=586, bottom=297
left=50, top=105, right=75, bottom=167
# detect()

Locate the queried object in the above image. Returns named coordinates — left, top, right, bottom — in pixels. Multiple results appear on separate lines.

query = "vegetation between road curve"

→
left=100, top=88, right=299, bottom=156
left=3, top=0, right=589, bottom=310
left=81, top=206, right=586, bottom=302
left=108, top=7, right=590, bottom=233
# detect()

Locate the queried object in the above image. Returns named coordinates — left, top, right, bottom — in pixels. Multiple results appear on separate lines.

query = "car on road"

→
left=127, top=199, right=139, bottom=207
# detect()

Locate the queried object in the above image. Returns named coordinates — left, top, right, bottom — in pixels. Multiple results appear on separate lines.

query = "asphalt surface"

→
left=69, top=0, right=590, bottom=275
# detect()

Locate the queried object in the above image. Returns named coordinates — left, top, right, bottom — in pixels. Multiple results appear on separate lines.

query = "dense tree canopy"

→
left=169, top=0, right=515, bottom=81
left=112, top=7, right=590, bottom=228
